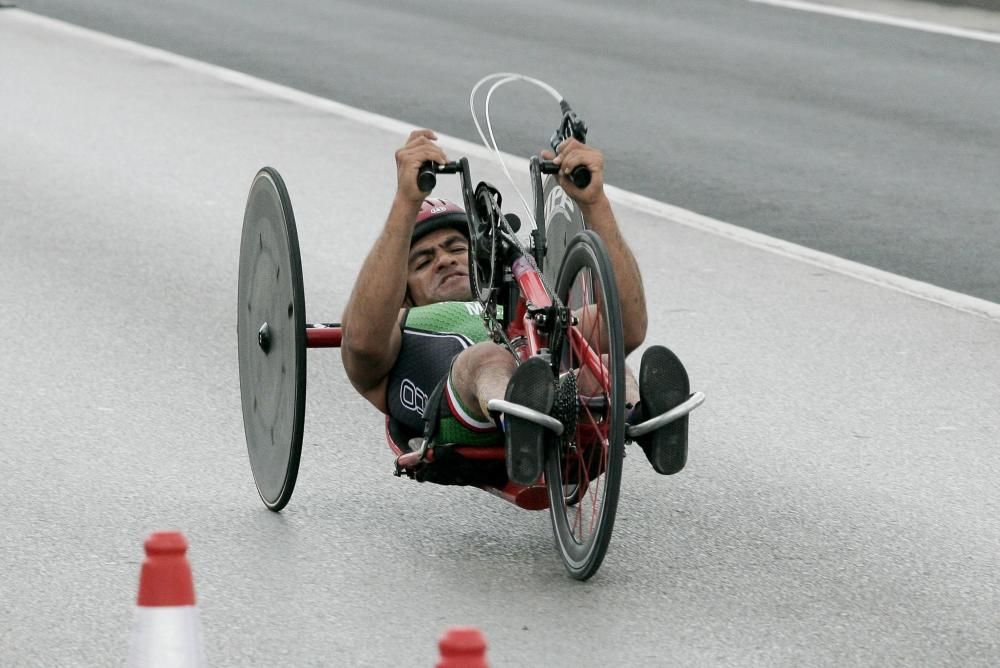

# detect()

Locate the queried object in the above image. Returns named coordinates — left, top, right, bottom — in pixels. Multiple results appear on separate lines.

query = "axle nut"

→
left=258, top=322, right=271, bottom=354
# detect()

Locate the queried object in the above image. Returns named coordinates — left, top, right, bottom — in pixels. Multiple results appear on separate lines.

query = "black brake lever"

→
left=549, top=100, right=591, bottom=189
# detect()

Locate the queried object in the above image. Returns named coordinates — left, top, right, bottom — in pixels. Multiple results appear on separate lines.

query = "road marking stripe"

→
left=605, top=186, right=1000, bottom=322
left=748, top=0, right=1000, bottom=44
left=7, top=9, right=1000, bottom=322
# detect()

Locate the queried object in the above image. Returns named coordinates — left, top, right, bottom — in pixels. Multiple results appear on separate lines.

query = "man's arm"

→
left=547, top=139, right=648, bottom=353
left=340, top=130, right=448, bottom=411
left=339, top=197, right=414, bottom=410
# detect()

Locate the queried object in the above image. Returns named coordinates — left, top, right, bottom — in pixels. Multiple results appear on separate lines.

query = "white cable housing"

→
left=469, top=73, right=564, bottom=225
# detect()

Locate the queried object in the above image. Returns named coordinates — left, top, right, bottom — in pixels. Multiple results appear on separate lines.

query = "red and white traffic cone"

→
left=437, top=626, right=489, bottom=668
left=126, top=531, right=206, bottom=667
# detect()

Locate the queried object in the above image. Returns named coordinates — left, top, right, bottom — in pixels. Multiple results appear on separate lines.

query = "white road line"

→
left=6, top=8, right=1000, bottom=322
left=749, top=0, right=1000, bottom=44
left=606, top=186, right=1000, bottom=322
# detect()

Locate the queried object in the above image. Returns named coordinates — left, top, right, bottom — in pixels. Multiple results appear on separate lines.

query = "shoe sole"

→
left=505, top=358, right=555, bottom=486
left=639, top=345, right=690, bottom=475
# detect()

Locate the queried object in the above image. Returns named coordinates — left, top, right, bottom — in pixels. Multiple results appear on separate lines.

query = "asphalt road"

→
left=12, top=0, right=1000, bottom=304
left=3, top=9, right=999, bottom=667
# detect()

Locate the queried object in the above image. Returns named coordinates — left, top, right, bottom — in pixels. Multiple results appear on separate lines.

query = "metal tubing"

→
left=569, top=325, right=609, bottom=385
left=487, top=399, right=564, bottom=435
left=511, top=255, right=552, bottom=308
left=625, top=392, right=706, bottom=439
left=306, top=325, right=342, bottom=348
left=524, top=316, right=542, bottom=358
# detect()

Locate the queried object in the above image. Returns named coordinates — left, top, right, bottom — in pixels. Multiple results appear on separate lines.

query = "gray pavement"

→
left=2, top=11, right=999, bottom=666
left=11, top=0, right=1000, bottom=304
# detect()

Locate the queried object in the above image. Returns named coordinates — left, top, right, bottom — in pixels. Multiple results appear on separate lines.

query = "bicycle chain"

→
left=477, top=215, right=567, bottom=363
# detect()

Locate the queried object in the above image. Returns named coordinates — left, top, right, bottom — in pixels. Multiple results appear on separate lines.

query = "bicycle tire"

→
left=546, top=230, right=625, bottom=580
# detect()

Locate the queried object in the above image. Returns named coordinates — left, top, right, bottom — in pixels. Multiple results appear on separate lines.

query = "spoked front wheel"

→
left=546, top=230, right=626, bottom=580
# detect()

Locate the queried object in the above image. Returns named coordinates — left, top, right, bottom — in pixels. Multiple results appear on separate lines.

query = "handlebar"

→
left=548, top=99, right=591, bottom=189
left=538, top=159, right=590, bottom=189
left=419, top=100, right=592, bottom=193
left=417, top=160, right=462, bottom=193
left=419, top=158, right=588, bottom=192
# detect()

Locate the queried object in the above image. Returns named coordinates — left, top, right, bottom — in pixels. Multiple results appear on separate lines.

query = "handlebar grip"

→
left=417, top=161, right=437, bottom=193
left=569, top=166, right=591, bottom=189
left=539, top=160, right=592, bottom=190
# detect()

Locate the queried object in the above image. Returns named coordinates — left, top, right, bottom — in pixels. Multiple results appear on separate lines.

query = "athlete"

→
left=340, top=129, right=689, bottom=485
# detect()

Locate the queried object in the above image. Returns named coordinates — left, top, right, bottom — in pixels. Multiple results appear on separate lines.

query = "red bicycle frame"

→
left=303, top=249, right=612, bottom=511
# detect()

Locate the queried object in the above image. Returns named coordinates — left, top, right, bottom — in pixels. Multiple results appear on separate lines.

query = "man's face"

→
left=407, top=228, right=472, bottom=306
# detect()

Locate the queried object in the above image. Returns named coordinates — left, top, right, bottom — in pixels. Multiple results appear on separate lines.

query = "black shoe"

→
left=503, top=357, right=555, bottom=486
left=634, top=345, right=690, bottom=475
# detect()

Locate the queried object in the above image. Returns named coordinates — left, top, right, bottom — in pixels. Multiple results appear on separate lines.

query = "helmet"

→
left=412, top=198, right=469, bottom=246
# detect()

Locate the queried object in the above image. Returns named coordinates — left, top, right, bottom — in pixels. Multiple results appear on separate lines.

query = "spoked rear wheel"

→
left=546, top=230, right=625, bottom=580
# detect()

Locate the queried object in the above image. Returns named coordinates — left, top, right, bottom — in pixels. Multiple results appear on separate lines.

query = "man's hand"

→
left=541, top=138, right=606, bottom=207
left=396, top=129, right=448, bottom=204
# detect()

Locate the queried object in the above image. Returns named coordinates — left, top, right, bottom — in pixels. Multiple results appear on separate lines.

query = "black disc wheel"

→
left=546, top=230, right=625, bottom=580
left=540, top=176, right=586, bottom=285
left=238, top=167, right=307, bottom=512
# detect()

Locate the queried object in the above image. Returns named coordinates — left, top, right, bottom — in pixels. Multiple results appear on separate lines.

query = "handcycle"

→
left=237, top=74, right=705, bottom=580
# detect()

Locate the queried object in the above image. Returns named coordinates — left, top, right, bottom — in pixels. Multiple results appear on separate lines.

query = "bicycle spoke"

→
left=547, top=232, right=624, bottom=580
left=560, top=265, right=613, bottom=545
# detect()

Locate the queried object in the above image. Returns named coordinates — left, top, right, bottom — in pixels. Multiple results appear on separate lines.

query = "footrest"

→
left=626, top=392, right=705, bottom=439
left=487, top=399, right=564, bottom=436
